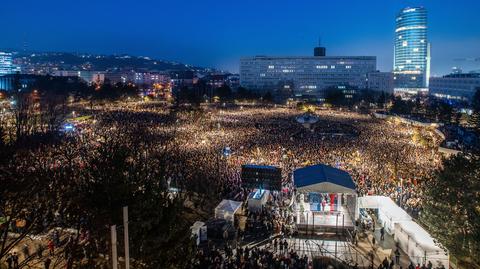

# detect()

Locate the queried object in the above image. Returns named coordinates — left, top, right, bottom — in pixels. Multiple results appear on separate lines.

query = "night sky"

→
left=2, top=0, right=480, bottom=75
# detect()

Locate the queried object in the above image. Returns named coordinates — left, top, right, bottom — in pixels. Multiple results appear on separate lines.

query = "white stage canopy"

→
left=214, top=199, right=242, bottom=223
left=395, top=221, right=449, bottom=268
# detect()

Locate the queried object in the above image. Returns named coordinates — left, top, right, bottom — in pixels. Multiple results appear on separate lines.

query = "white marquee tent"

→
left=214, top=199, right=242, bottom=223
left=394, top=221, right=449, bottom=268
left=357, top=196, right=412, bottom=234
left=190, top=221, right=207, bottom=245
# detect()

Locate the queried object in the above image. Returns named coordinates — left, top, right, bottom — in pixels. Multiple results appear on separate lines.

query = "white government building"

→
left=240, top=55, right=376, bottom=99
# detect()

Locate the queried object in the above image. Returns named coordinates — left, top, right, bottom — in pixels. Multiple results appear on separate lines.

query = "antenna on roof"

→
left=314, top=36, right=326, bottom=57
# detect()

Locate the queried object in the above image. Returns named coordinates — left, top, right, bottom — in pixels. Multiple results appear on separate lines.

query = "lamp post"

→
left=111, top=225, right=118, bottom=269
left=123, top=206, right=130, bottom=269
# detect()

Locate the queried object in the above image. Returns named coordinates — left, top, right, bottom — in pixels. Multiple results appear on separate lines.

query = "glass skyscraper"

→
left=0, top=52, right=14, bottom=76
left=393, top=7, right=430, bottom=94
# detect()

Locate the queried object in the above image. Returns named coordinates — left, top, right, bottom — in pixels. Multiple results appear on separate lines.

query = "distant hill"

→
left=12, top=51, right=214, bottom=73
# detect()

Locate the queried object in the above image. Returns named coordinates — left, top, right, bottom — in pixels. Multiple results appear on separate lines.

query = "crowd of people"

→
left=1, top=101, right=444, bottom=268
left=167, top=106, right=440, bottom=216
left=189, top=243, right=311, bottom=269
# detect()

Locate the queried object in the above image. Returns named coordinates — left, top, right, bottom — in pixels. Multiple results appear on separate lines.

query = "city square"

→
left=1, top=1, right=480, bottom=269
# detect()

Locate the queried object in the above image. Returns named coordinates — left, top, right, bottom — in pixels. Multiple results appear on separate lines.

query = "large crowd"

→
left=165, top=106, right=440, bottom=215
left=190, top=243, right=311, bottom=269
left=2, top=102, right=443, bottom=268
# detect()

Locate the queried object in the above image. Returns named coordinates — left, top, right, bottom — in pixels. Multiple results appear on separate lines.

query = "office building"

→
left=393, top=7, right=430, bottom=94
left=240, top=55, right=376, bottom=99
left=429, top=73, right=480, bottom=102
left=105, top=72, right=131, bottom=84
left=52, top=70, right=105, bottom=84
left=367, top=72, right=394, bottom=93
left=0, top=74, right=38, bottom=91
left=0, top=52, right=14, bottom=76
left=134, top=72, right=170, bottom=86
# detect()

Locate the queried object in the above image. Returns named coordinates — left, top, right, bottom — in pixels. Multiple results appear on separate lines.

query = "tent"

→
left=190, top=221, right=207, bottom=245
left=214, top=199, right=242, bottom=223
left=394, top=221, right=449, bottom=268
left=294, top=164, right=356, bottom=193
left=357, top=196, right=412, bottom=234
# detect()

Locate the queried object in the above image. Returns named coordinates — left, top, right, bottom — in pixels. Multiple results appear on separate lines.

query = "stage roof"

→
left=294, top=164, right=356, bottom=193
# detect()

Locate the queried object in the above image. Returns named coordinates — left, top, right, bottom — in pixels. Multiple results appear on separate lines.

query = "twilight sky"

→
left=2, top=0, right=480, bottom=75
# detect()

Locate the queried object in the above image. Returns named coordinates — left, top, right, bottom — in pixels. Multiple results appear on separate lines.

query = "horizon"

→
left=2, top=0, right=480, bottom=75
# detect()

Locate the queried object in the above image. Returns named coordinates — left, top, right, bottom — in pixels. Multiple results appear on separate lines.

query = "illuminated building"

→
left=0, top=52, right=14, bottom=76
left=240, top=52, right=376, bottom=99
left=429, top=73, right=480, bottom=102
left=393, top=7, right=430, bottom=95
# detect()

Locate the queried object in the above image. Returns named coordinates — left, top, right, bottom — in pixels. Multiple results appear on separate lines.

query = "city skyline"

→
left=2, top=0, right=479, bottom=75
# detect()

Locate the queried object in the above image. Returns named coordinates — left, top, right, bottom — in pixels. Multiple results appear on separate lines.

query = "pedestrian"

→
left=395, top=248, right=401, bottom=264
left=12, top=252, right=19, bottom=269
left=380, top=227, right=385, bottom=241
left=22, top=244, right=29, bottom=260
left=48, top=240, right=55, bottom=256
left=6, top=253, right=13, bottom=269
left=36, top=243, right=44, bottom=258
left=44, top=257, right=51, bottom=269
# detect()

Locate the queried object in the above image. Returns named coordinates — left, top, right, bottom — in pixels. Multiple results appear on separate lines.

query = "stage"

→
left=293, top=164, right=358, bottom=235
left=295, top=204, right=355, bottom=234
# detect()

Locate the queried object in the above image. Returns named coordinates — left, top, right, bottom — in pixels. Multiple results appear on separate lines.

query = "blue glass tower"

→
left=393, top=7, right=430, bottom=94
left=0, top=52, right=14, bottom=76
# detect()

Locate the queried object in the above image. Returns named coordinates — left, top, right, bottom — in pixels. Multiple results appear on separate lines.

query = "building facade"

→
left=429, top=73, right=480, bottom=102
left=240, top=56, right=376, bottom=99
left=367, top=72, right=394, bottom=93
left=52, top=70, right=105, bottom=84
left=0, top=52, right=14, bottom=76
left=0, top=74, right=38, bottom=91
left=393, top=7, right=430, bottom=94
left=134, top=72, right=170, bottom=86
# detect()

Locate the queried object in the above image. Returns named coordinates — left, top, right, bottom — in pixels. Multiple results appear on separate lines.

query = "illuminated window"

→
left=413, top=48, right=419, bottom=52
left=402, top=41, right=408, bottom=47
left=406, top=60, right=412, bottom=64
left=345, top=65, right=352, bottom=69
left=331, top=65, right=336, bottom=69
left=268, top=65, right=275, bottom=69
